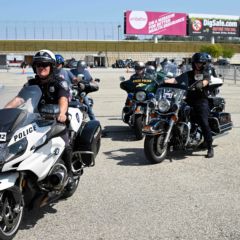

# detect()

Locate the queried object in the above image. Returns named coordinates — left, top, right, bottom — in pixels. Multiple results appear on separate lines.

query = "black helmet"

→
left=191, top=52, right=211, bottom=70
left=32, top=49, right=56, bottom=73
left=205, top=53, right=212, bottom=63
left=77, top=60, right=87, bottom=69
left=192, top=52, right=211, bottom=64
left=134, top=61, right=145, bottom=71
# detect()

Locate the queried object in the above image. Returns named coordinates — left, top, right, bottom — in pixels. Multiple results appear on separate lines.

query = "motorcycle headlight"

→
left=8, top=138, right=28, bottom=161
left=72, top=89, right=78, bottom=97
left=158, top=99, right=171, bottom=112
left=135, top=91, right=146, bottom=102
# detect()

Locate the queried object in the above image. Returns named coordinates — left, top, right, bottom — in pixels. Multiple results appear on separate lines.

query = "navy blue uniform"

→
left=27, top=75, right=70, bottom=106
left=176, top=70, right=213, bottom=147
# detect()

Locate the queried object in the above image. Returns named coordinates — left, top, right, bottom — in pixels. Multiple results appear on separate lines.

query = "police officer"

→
left=5, top=49, right=76, bottom=187
left=165, top=52, right=214, bottom=158
left=70, top=60, right=97, bottom=120
left=55, top=54, right=77, bottom=86
left=120, top=61, right=155, bottom=123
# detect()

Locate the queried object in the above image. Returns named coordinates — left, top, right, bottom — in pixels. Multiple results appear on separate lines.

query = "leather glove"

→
left=195, top=81, right=204, bottom=90
left=78, top=82, right=85, bottom=91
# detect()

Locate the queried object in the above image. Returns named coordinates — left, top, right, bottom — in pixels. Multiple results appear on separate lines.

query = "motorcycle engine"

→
left=39, top=163, right=68, bottom=191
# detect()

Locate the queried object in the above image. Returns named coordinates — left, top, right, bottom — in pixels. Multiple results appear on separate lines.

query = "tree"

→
left=200, top=44, right=223, bottom=58
left=222, top=47, right=235, bottom=58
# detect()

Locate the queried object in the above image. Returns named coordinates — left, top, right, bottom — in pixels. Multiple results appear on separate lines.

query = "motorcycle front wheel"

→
left=144, top=134, right=168, bottom=164
left=0, top=188, right=24, bottom=240
left=134, top=114, right=145, bottom=140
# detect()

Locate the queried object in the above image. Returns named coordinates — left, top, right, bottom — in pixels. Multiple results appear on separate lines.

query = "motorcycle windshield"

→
left=162, top=62, right=177, bottom=77
left=17, top=85, right=42, bottom=113
left=0, top=86, right=42, bottom=164
left=156, top=84, right=187, bottom=104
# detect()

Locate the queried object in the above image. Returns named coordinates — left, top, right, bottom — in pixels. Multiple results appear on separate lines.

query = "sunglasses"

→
left=35, top=63, right=51, bottom=68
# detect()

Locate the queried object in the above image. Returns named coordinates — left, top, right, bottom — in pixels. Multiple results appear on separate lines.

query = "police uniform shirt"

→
left=27, top=76, right=70, bottom=105
left=57, top=68, right=76, bottom=86
left=176, top=70, right=210, bottom=103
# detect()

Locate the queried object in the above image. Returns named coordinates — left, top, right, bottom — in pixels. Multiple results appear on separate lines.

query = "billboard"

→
left=124, top=11, right=187, bottom=36
left=188, top=14, right=240, bottom=37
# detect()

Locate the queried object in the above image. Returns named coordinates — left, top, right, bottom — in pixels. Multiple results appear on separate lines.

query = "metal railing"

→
left=215, top=65, right=240, bottom=84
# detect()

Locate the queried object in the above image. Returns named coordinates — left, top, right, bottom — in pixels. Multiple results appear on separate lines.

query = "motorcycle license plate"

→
left=163, top=92, right=173, bottom=98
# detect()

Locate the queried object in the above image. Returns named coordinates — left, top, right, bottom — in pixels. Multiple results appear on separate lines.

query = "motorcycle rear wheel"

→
left=144, top=134, right=168, bottom=164
left=0, top=188, right=24, bottom=240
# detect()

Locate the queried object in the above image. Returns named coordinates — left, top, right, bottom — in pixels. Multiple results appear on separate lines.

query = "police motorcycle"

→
left=0, top=85, right=101, bottom=239
left=143, top=73, right=232, bottom=164
left=120, top=68, right=162, bottom=140
left=71, top=74, right=100, bottom=120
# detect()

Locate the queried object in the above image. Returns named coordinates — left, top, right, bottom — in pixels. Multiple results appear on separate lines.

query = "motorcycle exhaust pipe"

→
left=48, top=164, right=67, bottom=189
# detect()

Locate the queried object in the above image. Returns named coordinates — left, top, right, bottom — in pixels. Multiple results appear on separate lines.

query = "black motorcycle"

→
left=143, top=78, right=233, bottom=164
left=120, top=76, right=159, bottom=140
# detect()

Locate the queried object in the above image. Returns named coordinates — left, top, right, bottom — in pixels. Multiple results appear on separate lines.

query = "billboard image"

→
left=125, top=11, right=187, bottom=36
left=188, top=14, right=240, bottom=37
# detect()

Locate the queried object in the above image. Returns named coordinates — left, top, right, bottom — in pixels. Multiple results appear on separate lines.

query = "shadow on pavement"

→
left=20, top=203, right=58, bottom=231
left=102, top=125, right=138, bottom=141
left=104, top=147, right=149, bottom=166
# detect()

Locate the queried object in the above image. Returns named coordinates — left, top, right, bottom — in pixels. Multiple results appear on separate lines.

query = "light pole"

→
left=117, top=24, right=121, bottom=60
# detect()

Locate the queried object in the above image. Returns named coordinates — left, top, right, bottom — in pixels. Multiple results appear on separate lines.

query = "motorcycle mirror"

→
left=72, top=89, right=78, bottom=97
left=194, top=74, right=204, bottom=81
left=80, top=92, right=86, bottom=98
left=119, top=76, right=125, bottom=81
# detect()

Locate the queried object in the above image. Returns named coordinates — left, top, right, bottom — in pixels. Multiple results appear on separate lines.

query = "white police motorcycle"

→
left=0, top=85, right=101, bottom=240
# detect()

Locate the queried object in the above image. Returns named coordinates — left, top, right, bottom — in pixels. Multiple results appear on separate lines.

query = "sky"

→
left=0, top=0, right=240, bottom=23
left=0, top=0, right=240, bottom=40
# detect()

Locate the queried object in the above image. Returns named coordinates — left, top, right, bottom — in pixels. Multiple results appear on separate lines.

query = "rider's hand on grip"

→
left=195, top=81, right=204, bottom=90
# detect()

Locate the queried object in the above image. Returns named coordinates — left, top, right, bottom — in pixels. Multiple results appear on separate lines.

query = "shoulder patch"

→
left=59, top=80, right=69, bottom=91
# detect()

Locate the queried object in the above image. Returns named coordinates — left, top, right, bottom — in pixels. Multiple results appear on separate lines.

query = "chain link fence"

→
left=0, top=21, right=123, bottom=40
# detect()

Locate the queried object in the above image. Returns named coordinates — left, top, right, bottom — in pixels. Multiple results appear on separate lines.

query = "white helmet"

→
left=33, top=49, right=56, bottom=65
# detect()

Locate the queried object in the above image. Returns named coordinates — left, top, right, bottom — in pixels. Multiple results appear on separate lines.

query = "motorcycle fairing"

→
left=0, top=172, right=19, bottom=191
left=16, top=137, right=65, bottom=181
left=143, top=119, right=168, bottom=135
left=1, top=122, right=52, bottom=171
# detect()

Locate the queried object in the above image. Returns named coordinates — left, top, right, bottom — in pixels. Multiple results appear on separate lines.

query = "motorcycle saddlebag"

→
left=209, top=112, right=232, bottom=135
left=74, top=120, right=101, bottom=166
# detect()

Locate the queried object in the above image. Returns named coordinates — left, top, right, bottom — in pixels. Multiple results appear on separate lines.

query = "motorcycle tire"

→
left=134, top=115, right=144, bottom=140
left=144, top=134, right=168, bottom=164
left=0, top=188, right=24, bottom=240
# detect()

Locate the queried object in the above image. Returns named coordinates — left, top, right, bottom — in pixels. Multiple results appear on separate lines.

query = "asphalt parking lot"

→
left=1, top=67, right=240, bottom=240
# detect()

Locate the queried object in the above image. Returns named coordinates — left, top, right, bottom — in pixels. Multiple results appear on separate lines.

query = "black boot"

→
left=62, top=146, right=76, bottom=190
left=206, top=147, right=214, bottom=158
